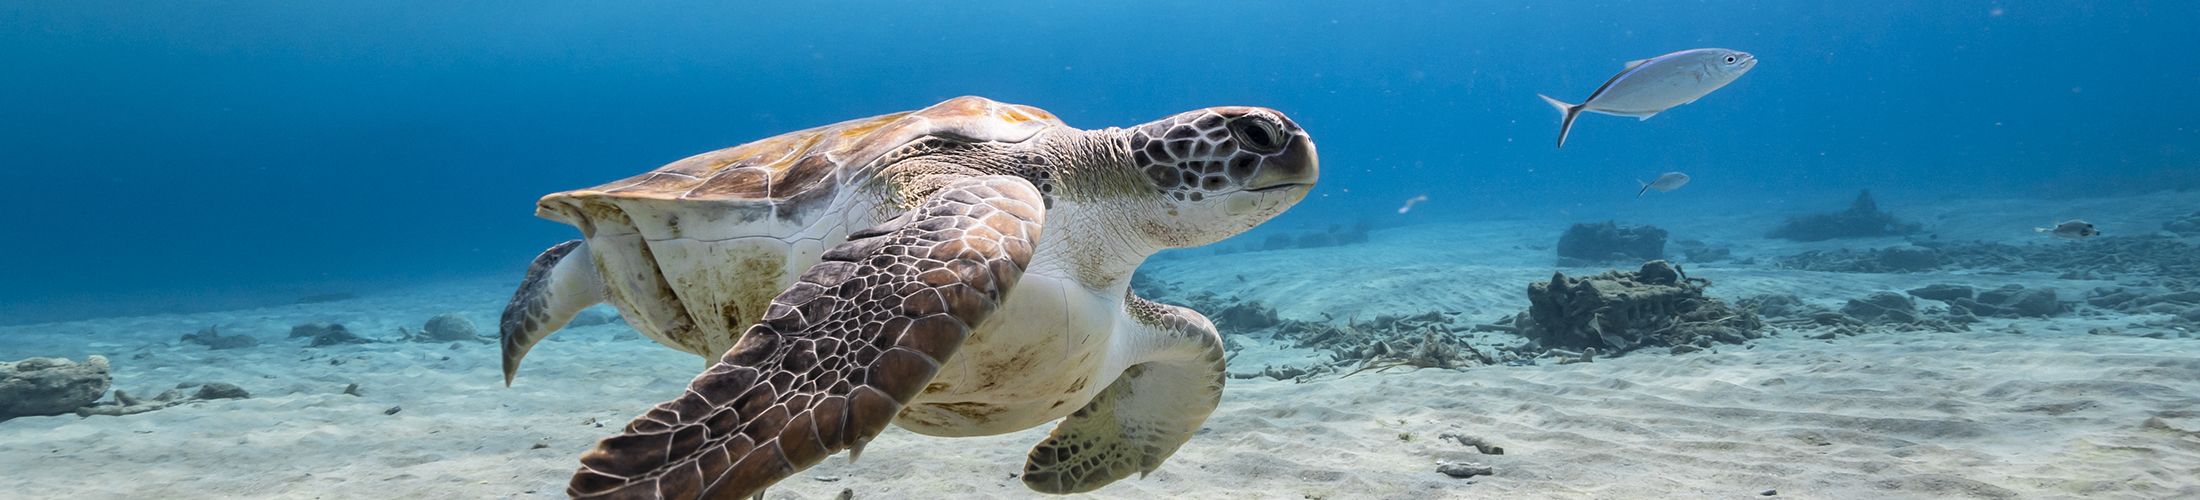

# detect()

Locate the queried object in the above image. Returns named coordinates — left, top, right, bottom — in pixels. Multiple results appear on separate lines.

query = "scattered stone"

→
left=1753, top=290, right=1972, bottom=335
left=568, top=308, right=621, bottom=327
left=297, top=292, right=356, bottom=304
left=1842, top=292, right=1922, bottom=324
left=1766, top=189, right=1924, bottom=241
left=530, top=442, right=549, bottom=450
left=290, top=321, right=341, bottom=338
left=1552, top=347, right=1599, bottom=365
left=1437, top=462, right=1494, bottom=479
left=1743, top=294, right=1817, bottom=319
left=1, top=356, right=112, bottom=420
left=1956, top=285, right=2062, bottom=318
left=293, top=322, right=373, bottom=347
left=1215, top=301, right=1279, bottom=333
left=114, top=389, right=145, bottom=406
left=2086, top=286, right=2200, bottom=316
left=1682, top=246, right=1733, bottom=263
left=1760, top=490, right=1779, bottom=496
left=1775, top=245, right=1944, bottom=273
left=1907, top=284, right=1975, bottom=301
left=415, top=313, right=483, bottom=343
left=1555, top=221, right=1667, bottom=266
left=75, top=401, right=162, bottom=417
left=2164, top=211, right=2200, bottom=236
left=384, top=406, right=403, bottom=416
left=1786, top=236, right=2200, bottom=279
left=77, top=380, right=249, bottom=416
left=180, top=326, right=260, bottom=350
left=1245, top=363, right=1335, bottom=382
left=1842, top=292, right=1969, bottom=332
left=193, top=382, right=250, bottom=400
left=343, top=383, right=363, bottom=397
left=1879, top=245, right=1941, bottom=271
left=1437, top=433, right=1505, bottom=455
left=1515, top=261, right=1763, bottom=353
left=1129, top=272, right=1180, bottom=301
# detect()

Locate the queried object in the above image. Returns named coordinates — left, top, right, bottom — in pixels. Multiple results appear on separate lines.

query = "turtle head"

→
left=1122, top=107, right=1318, bottom=248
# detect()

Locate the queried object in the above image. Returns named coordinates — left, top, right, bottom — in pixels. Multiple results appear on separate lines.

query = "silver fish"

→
left=1539, top=48, right=1758, bottom=148
left=1637, top=172, right=1690, bottom=197
left=2035, top=219, right=2100, bottom=239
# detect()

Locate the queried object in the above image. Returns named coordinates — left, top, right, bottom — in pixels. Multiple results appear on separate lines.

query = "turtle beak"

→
left=1247, top=131, right=1318, bottom=192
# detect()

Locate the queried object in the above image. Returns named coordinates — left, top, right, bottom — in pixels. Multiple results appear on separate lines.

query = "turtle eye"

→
left=1231, top=118, right=1286, bottom=154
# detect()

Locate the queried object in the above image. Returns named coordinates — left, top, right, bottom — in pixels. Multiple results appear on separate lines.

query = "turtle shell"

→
left=534, top=96, right=1065, bottom=359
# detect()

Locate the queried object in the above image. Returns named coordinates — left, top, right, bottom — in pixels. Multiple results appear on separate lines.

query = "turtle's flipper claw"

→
left=568, top=176, right=1047, bottom=500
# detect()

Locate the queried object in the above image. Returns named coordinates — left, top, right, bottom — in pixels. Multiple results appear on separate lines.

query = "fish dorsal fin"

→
left=1623, top=58, right=1650, bottom=71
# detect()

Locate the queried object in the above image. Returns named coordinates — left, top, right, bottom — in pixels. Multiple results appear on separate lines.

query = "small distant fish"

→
left=2035, top=219, right=2100, bottom=239
left=1539, top=48, right=1758, bottom=148
left=1397, top=195, right=1428, bottom=213
left=1637, top=172, right=1690, bottom=197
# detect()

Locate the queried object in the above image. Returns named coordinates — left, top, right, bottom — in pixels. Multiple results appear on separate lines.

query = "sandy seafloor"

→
left=4, top=191, right=2199, bottom=500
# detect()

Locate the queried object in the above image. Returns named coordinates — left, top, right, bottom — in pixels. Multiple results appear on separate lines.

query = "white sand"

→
left=4, top=192, right=2198, bottom=499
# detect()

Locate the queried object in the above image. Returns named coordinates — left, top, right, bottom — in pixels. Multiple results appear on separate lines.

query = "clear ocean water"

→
left=5, top=3, right=2200, bottom=499
left=6, top=0, right=2192, bottom=324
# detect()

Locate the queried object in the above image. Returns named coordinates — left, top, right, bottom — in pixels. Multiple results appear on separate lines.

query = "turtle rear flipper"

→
left=1022, top=298, right=1225, bottom=494
left=567, top=176, right=1046, bottom=500
left=500, top=239, right=605, bottom=386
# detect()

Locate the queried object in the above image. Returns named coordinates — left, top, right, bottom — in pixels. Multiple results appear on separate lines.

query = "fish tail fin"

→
left=1539, top=94, right=1582, bottom=148
left=1637, top=180, right=1651, bottom=197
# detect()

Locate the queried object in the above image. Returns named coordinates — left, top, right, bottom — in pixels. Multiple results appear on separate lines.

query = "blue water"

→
left=3, top=0, right=2195, bottom=324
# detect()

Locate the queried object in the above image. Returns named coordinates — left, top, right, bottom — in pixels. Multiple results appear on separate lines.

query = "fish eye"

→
left=1724, top=55, right=1737, bottom=63
left=1231, top=117, right=1286, bottom=154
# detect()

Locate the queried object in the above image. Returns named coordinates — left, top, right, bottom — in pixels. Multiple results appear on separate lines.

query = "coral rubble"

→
left=1775, top=245, right=1942, bottom=273
left=76, top=382, right=251, bottom=417
left=1513, top=261, right=1763, bottom=353
left=1766, top=189, right=1924, bottom=241
left=1, top=356, right=112, bottom=420
left=1273, top=311, right=1492, bottom=369
left=1777, top=236, right=2200, bottom=279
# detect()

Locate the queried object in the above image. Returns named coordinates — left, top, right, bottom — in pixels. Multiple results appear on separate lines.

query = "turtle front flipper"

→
left=567, top=175, right=1047, bottom=500
left=500, top=239, right=606, bottom=386
left=1022, top=296, right=1226, bottom=494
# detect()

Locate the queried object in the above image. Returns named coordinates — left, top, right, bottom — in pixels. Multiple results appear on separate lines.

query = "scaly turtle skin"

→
left=497, top=96, right=1318, bottom=498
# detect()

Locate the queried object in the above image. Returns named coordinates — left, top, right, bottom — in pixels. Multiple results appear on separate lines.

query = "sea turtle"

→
left=498, top=96, right=1318, bottom=498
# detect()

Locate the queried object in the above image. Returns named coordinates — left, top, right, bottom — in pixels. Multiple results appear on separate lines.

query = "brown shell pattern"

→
left=538, top=96, right=1063, bottom=213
